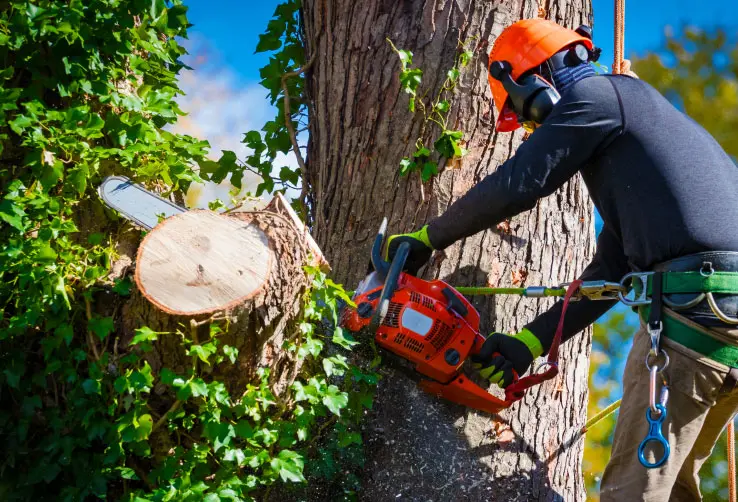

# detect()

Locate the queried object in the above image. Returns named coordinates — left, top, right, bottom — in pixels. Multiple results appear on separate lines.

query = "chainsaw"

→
left=341, top=219, right=581, bottom=414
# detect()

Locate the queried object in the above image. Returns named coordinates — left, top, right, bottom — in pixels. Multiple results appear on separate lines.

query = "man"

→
left=386, top=19, right=738, bottom=501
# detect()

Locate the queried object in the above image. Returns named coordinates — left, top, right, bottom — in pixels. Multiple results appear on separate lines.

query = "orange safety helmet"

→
left=488, top=19, right=594, bottom=132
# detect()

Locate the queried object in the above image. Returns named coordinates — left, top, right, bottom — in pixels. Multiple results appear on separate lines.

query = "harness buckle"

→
left=619, top=271, right=654, bottom=306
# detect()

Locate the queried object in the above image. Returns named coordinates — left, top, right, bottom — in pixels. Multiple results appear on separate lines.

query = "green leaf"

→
left=9, top=114, right=32, bottom=134
left=188, top=343, right=217, bottom=365
left=270, top=449, right=305, bottom=483
left=136, top=414, right=153, bottom=440
left=89, top=317, right=114, bottom=341
left=413, top=146, right=431, bottom=158
left=190, top=378, right=208, bottom=397
left=130, top=326, right=160, bottom=345
left=323, top=355, right=349, bottom=377
left=112, top=277, right=133, bottom=296
left=82, top=379, right=101, bottom=395
left=322, top=385, right=349, bottom=416
left=332, top=327, right=358, bottom=349
left=0, top=199, right=26, bottom=232
left=223, top=345, right=239, bottom=364
left=421, top=162, right=438, bottom=182
left=203, top=421, right=235, bottom=452
left=434, top=130, right=465, bottom=159
left=447, top=67, right=461, bottom=82
left=397, top=49, right=413, bottom=68
left=223, top=448, right=246, bottom=466
left=399, top=158, right=416, bottom=176
left=435, top=100, right=450, bottom=114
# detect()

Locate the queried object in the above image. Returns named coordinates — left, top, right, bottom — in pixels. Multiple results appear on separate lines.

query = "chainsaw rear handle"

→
left=369, top=240, right=410, bottom=331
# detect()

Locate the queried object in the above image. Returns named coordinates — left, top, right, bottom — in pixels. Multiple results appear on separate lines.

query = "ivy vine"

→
left=388, top=37, right=475, bottom=185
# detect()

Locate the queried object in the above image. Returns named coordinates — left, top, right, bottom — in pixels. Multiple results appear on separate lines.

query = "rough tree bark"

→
left=303, top=1, right=596, bottom=500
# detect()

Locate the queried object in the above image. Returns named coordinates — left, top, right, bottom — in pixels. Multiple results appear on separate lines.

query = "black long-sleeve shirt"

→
left=427, top=74, right=738, bottom=352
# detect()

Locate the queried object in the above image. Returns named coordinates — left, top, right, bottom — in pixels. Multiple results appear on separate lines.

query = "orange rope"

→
left=613, top=0, right=625, bottom=74
left=730, top=417, right=736, bottom=502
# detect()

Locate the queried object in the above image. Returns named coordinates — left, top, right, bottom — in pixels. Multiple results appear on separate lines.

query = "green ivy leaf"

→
left=435, top=100, right=450, bottom=114
left=0, top=199, right=26, bottom=232
left=332, top=327, right=358, bottom=349
left=130, top=326, right=160, bottom=345
left=399, top=158, right=416, bottom=176
left=223, top=345, right=239, bottom=364
left=188, top=343, right=217, bottom=365
left=434, top=129, right=464, bottom=159
left=323, top=355, right=349, bottom=377
left=82, top=379, right=101, bottom=395
left=89, top=316, right=114, bottom=341
left=270, top=449, right=305, bottom=483
left=322, top=385, right=349, bottom=416
left=421, top=162, right=438, bottom=182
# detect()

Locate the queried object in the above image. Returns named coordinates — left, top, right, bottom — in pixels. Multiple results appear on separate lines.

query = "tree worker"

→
left=385, top=18, right=738, bottom=501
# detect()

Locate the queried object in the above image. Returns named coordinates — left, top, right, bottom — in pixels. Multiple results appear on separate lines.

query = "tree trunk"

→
left=302, top=1, right=595, bottom=500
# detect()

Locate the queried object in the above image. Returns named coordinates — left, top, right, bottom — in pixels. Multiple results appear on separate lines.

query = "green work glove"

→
left=385, top=225, right=434, bottom=275
left=471, top=329, right=544, bottom=388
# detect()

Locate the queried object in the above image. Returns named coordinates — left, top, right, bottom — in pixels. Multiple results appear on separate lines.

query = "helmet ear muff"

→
left=489, top=61, right=561, bottom=125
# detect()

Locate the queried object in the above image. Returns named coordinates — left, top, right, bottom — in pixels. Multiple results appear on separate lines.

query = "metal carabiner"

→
left=577, top=280, right=628, bottom=301
left=619, top=272, right=654, bottom=306
left=638, top=403, right=670, bottom=468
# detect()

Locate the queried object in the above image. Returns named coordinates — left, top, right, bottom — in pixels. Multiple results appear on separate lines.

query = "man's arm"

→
left=427, top=77, right=623, bottom=250
left=525, top=223, right=631, bottom=352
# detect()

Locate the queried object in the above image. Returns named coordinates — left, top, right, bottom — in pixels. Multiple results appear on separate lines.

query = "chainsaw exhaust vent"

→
left=409, top=291, right=435, bottom=310
left=403, top=338, right=424, bottom=353
left=382, top=301, right=403, bottom=328
left=426, top=320, right=453, bottom=350
left=393, top=333, right=406, bottom=345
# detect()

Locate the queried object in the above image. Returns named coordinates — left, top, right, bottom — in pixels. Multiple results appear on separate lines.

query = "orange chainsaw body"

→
left=342, top=271, right=510, bottom=414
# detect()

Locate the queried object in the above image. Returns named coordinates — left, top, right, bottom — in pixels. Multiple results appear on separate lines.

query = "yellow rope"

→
left=582, top=398, right=621, bottom=433
left=613, top=0, right=625, bottom=74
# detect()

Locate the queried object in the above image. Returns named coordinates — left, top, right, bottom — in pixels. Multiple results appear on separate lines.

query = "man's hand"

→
left=385, top=225, right=433, bottom=275
left=471, top=329, right=544, bottom=388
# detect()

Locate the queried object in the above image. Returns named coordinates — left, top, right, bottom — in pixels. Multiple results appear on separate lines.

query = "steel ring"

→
left=645, top=350, right=670, bottom=373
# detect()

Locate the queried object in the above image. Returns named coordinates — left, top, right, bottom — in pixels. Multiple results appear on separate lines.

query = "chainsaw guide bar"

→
left=98, top=175, right=186, bottom=230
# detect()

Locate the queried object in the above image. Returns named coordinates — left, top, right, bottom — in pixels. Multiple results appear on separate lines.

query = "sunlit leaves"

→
left=389, top=37, right=475, bottom=181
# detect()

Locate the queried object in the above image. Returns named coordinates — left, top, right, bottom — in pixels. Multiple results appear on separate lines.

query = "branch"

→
left=281, top=46, right=319, bottom=208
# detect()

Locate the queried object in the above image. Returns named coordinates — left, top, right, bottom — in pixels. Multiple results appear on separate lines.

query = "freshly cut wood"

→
left=126, top=208, right=318, bottom=397
left=134, top=210, right=273, bottom=316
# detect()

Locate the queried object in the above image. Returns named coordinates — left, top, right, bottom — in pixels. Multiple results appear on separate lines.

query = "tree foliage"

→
left=0, top=0, right=376, bottom=500
left=634, top=27, right=738, bottom=159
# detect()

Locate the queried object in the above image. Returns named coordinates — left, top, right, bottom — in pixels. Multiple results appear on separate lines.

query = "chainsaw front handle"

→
left=369, top=240, right=410, bottom=331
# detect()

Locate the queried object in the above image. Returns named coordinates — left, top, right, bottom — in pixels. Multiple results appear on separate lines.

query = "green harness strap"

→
left=641, top=271, right=738, bottom=295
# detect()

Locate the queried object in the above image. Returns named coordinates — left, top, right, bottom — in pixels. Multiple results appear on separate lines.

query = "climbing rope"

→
left=582, top=398, right=622, bottom=433
left=613, top=0, right=625, bottom=74
left=729, top=418, right=736, bottom=502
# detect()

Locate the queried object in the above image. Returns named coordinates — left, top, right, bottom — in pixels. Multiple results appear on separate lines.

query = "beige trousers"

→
left=600, top=312, right=738, bottom=501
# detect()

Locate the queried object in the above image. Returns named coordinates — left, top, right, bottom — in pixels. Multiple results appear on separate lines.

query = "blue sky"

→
left=182, top=0, right=738, bottom=85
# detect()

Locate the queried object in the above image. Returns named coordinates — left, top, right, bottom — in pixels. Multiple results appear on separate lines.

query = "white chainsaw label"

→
left=400, top=307, right=433, bottom=337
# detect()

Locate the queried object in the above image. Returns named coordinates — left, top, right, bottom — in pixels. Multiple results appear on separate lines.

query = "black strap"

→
left=719, top=367, right=738, bottom=395
left=649, top=272, right=663, bottom=330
